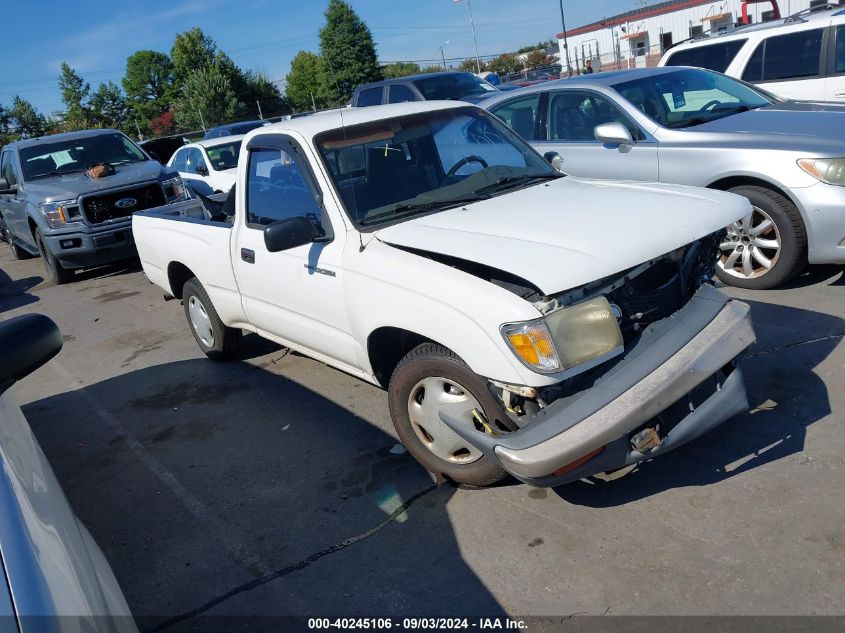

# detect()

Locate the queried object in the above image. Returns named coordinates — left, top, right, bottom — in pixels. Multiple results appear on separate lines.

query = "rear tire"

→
left=388, top=343, right=511, bottom=487
left=182, top=277, right=241, bottom=361
left=715, top=185, right=806, bottom=290
left=35, top=229, right=74, bottom=284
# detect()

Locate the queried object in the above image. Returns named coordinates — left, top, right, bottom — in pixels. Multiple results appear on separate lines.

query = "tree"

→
left=150, top=111, right=176, bottom=136
left=319, top=0, right=382, bottom=105
left=171, top=27, right=217, bottom=88
left=457, top=58, right=482, bottom=73
left=420, top=64, right=446, bottom=74
left=9, top=96, right=47, bottom=138
left=240, top=70, right=289, bottom=119
left=525, top=49, right=556, bottom=71
left=382, top=62, right=421, bottom=78
left=89, top=81, right=128, bottom=130
left=486, top=54, right=520, bottom=76
left=285, top=51, right=332, bottom=112
left=175, top=65, right=240, bottom=131
left=122, top=50, right=175, bottom=130
left=59, top=62, right=91, bottom=130
left=0, top=103, right=15, bottom=146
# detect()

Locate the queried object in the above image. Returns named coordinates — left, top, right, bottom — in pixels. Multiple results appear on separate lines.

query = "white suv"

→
left=659, top=4, right=845, bottom=102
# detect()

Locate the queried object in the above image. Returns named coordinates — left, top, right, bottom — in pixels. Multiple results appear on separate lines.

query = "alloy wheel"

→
left=718, top=206, right=781, bottom=280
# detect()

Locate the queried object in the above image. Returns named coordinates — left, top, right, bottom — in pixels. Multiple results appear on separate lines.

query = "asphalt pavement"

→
left=1, top=248, right=843, bottom=630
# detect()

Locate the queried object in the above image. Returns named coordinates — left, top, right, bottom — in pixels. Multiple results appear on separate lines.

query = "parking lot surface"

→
left=1, top=250, right=844, bottom=627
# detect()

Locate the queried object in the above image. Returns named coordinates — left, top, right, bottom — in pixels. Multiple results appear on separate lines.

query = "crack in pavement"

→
left=747, top=332, right=844, bottom=358
left=147, top=483, right=438, bottom=632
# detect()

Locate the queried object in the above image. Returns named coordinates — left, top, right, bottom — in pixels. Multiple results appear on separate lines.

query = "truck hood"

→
left=376, top=177, right=748, bottom=295
left=694, top=101, right=845, bottom=143
left=23, top=160, right=175, bottom=203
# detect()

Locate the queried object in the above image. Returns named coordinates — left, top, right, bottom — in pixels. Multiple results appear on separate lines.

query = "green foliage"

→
left=240, top=70, right=289, bottom=118
left=457, top=58, right=481, bottom=73
left=9, top=96, right=47, bottom=138
left=319, top=0, right=382, bottom=105
left=122, top=50, right=175, bottom=129
left=524, top=49, right=556, bottom=71
left=382, top=62, right=421, bottom=78
left=516, top=40, right=556, bottom=55
left=175, top=64, right=240, bottom=130
left=486, top=54, right=520, bottom=76
left=285, top=51, right=332, bottom=113
left=58, top=62, right=91, bottom=130
left=171, top=27, right=218, bottom=87
left=89, top=81, right=129, bottom=130
left=420, top=65, right=446, bottom=74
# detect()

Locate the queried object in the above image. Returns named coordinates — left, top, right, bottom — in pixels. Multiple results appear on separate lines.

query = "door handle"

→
left=241, top=248, right=255, bottom=264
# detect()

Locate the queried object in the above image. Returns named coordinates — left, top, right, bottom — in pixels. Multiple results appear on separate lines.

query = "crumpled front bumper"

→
left=440, top=284, right=756, bottom=487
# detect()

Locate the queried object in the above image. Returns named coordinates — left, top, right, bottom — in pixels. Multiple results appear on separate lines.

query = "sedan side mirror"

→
left=543, top=151, right=563, bottom=172
left=0, top=314, right=63, bottom=395
left=264, top=216, right=321, bottom=252
left=195, top=164, right=209, bottom=176
left=0, top=176, right=16, bottom=194
left=595, top=122, right=634, bottom=150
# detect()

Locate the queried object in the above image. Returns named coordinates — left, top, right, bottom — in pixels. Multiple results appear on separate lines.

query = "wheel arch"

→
left=167, top=261, right=197, bottom=299
left=367, top=326, right=452, bottom=389
left=706, top=175, right=807, bottom=227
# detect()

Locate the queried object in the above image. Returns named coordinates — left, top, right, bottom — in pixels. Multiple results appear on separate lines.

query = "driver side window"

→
left=246, top=147, right=322, bottom=228
left=548, top=91, right=642, bottom=142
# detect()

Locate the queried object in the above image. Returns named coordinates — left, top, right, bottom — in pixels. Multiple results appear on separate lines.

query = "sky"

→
left=2, top=0, right=635, bottom=114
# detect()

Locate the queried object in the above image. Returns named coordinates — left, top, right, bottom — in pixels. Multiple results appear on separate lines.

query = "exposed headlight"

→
left=502, top=296, right=624, bottom=375
left=163, top=176, right=188, bottom=201
left=39, top=200, right=83, bottom=228
left=797, top=158, right=845, bottom=186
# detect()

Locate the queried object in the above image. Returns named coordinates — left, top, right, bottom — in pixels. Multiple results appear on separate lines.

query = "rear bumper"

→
left=440, top=285, right=756, bottom=486
left=42, top=221, right=136, bottom=269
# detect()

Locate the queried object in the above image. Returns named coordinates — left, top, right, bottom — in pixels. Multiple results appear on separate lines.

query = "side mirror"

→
left=543, top=151, right=563, bottom=172
left=0, top=314, right=63, bottom=395
left=264, top=216, right=321, bottom=252
left=195, top=164, right=209, bottom=176
left=594, top=122, right=634, bottom=150
left=0, top=176, right=16, bottom=194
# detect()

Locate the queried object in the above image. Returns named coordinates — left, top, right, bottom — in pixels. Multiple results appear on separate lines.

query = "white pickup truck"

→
left=132, top=101, right=757, bottom=488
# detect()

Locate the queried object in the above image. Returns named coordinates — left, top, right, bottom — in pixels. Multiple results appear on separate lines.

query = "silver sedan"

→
left=479, top=67, right=845, bottom=289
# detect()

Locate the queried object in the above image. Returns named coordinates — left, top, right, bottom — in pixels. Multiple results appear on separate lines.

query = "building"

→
left=557, top=0, right=817, bottom=72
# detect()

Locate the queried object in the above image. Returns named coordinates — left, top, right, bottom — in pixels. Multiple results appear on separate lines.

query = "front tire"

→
left=715, top=185, right=806, bottom=290
left=182, top=277, right=241, bottom=360
left=388, top=343, right=511, bottom=487
left=35, top=230, right=74, bottom=284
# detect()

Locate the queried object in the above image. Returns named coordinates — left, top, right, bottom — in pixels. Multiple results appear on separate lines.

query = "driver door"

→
left=232, top=136, right=357, bottom=368
left=531, top=89, right=659, bottom=182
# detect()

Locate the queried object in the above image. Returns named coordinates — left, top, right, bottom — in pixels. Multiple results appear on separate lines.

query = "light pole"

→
left=464, top=0, right=482, bottom=73
left=440, top=40, right=451, bottom=69
left=558, top=0, right=572, bottom=76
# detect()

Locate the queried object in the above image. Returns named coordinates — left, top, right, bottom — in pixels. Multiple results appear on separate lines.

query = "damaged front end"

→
left=441, top=232, right=757, bottom=486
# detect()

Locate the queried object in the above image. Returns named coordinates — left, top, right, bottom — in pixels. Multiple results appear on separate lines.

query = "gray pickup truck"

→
left=0, top=129, right=187, bottom=283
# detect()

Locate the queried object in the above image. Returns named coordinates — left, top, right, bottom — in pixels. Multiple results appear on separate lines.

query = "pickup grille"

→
left=82, top=183, right=165, bottom=224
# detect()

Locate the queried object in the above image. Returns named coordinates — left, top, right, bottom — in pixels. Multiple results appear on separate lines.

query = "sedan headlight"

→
left=502, top=296, right=624, bottom=375
left=39, top=200, right=83, bottom=228
left=797, top=158, right=845, bottom=186
left=163, top=176, right=188, bottom=201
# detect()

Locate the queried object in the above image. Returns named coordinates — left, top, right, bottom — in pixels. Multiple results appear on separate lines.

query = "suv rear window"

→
left=356, top=87, right=383, bottom=107
left=664, top=39, right=746, bottom=73
left=742, top=28, right=824, bottom=82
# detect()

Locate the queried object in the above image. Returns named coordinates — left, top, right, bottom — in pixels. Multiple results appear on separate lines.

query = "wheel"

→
left=9, top=237, right=31, bottom=260
left=182, top=277, right=241, bottom=360
left=35, top=230, right=74, bottom=284
left=388, top=343, right=512, bottom=487
left=715, top=185, right=806, bottom=290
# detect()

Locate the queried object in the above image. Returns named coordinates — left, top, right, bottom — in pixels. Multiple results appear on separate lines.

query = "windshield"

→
left=316, top=107, right=557, bottom=229
left=413, top=74, right=498, bottom=101
left=206, top=141, right=242, bottom=171
left=613, top=69, right=774, bottom=129
left=19, top=132, right=147, bottom=180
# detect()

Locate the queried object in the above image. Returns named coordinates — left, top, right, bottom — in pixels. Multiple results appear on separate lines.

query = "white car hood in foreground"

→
left=376, top=177, right=749, bottom=295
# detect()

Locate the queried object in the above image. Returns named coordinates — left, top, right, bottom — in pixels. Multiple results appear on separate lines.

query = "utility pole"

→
left=465, top=0, right=482, bottom=73
left=440, top=40, right=450, bottom=69
left=133, top=117, right=142, bottom=140
left=558, top=0, right=572, bottom=76
left=197, top=108, right=206, bottom=131
left=256, top=100, right=264, bottom=119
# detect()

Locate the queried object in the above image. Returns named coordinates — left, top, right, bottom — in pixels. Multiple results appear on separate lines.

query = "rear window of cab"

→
left=665, top=39, right=747, bottom=73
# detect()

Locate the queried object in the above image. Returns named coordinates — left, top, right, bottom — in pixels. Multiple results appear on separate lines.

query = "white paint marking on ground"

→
left=49, top=359, right=273, bottom=577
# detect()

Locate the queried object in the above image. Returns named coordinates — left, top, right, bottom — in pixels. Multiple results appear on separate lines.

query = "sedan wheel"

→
left=718, top=206, right=781, bottom=280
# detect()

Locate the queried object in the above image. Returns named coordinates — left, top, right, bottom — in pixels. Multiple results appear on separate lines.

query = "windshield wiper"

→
left=472, top=172, right=562, bottom=196
left=360, top=195, right=490, bottom=227
left=30, top=168, right=86, bottom=180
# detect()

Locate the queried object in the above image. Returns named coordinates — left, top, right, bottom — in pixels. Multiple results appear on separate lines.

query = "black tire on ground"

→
left=388, top=343, right=511, bottom=488
left=35, top=229, right=74, bottom=284
left=9, top=236, right=31, bottom=260
left=182, top=277, right=241, bottom=361
left=715, top=185, right=806, bottom=290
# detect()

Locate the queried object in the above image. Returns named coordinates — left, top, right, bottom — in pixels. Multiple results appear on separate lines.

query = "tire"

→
left=9, top=237, right=31, bottom=260
left=388, top=343, right=512, bottom=487
left=35, top=229, right=74, bottom=284
left=182, top=277, right=241, bottom=361
left=715, top=185, right=806, bottom=290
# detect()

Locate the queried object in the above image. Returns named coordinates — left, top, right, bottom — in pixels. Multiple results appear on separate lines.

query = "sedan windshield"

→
left=613, top=69, right=774, bottom=129
left=315, top=107, right=558, bottom=229
left=413, top=74, right=498, bottom=101
left=206, top=141, right=242, bottom=171
left=19, top=132, right=147, bottom=180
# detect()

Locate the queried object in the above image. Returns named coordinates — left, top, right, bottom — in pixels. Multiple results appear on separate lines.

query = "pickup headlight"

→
left=502, top=296, right=624, bottom=375
left=797, top=158, right=845, bottom=186
left=39, top=200, right=83, bottom=228
left=163, top=176, right=188, bottom=201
